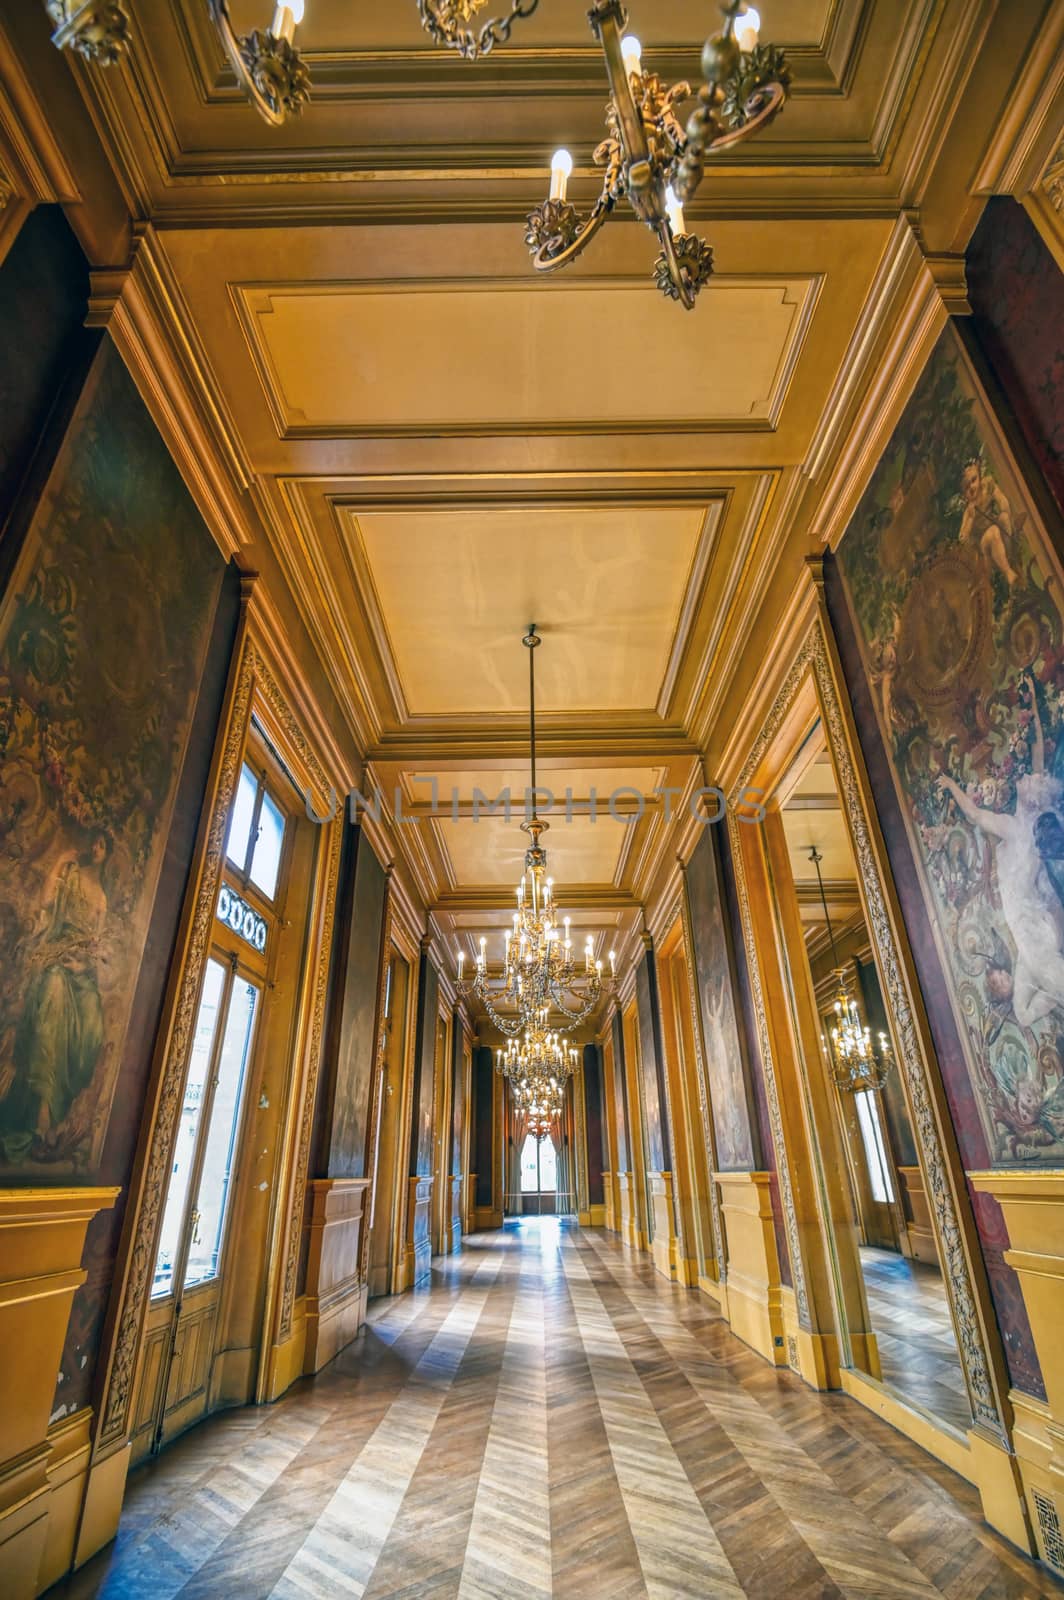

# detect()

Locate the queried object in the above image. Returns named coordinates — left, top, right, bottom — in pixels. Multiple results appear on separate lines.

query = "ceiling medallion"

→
left=809, top=847, right=893, bottom=1095
left=527, top=1, right=790, bottom=308
left=457, top=625, right=615, bottom=1034
left=46, top=0, right=131, bottom=66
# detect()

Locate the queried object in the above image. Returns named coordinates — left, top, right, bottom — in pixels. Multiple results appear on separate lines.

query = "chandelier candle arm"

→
left=206, top=0, right=311, bottom=126
left=525, top=0, right=789, bottom=307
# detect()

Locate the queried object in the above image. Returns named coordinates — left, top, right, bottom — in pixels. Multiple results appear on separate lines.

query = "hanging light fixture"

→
left=496, top=1008, right=580, bottom=1082
left=49, top=0, right=544, bottom=115
left=457, top=625, right=615, bottom=1034
left=808, top=846, right=893, bottom=1095
left=508, top=1065, right=566, bottom=1141
left=525, top=2, right=789, bottom=308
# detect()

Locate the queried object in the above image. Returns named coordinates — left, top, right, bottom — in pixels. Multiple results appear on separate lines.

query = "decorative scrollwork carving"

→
left=524, top=198, right=581, bottom=257
left=654, top=233, right=714, bottom=305
left=238, top=29, right=312, bottom=121
left=719, top=44, right=792, bottom=131
left=46, top=0, right=130, bottom=66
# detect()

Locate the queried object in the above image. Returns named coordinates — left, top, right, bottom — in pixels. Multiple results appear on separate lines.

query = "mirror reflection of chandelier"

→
left=808, top=847, right=893, bottom=1095
left=457, top=626, right=615, bottom=1035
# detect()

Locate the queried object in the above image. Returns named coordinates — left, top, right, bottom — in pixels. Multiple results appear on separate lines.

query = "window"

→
left=855, top=1090, right=895, bottom=1204
left=225, top=760, right=287, bottom=902
left=152, top=961, right=225, bottom=1298
left=520, top=1134, right=558, bottom=1193
left=520, top=1135, right=539, bottom=1193
left=151, top=964, right=260, bottom=1299
left=184, top=979, right=259, bottom=1288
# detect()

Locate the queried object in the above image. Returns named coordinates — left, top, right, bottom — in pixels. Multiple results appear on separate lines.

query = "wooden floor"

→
left=860, top=1245, right=974, bottom=1432
left=50, top=1220, right=1061, bottom=1600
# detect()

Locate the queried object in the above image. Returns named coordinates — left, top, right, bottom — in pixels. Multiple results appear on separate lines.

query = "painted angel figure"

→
left=937, top=674, right=1064, bottom=1028
left=957, top=456, right=1019, bottom=586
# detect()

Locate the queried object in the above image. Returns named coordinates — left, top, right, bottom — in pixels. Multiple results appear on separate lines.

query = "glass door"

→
left=148, top=956, right=260, bottom=1448
left=142, top=753, right=289, bottom=1454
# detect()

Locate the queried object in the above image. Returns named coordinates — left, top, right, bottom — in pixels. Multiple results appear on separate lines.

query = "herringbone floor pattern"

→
left=50, top=1222, right=1062, bottom=1599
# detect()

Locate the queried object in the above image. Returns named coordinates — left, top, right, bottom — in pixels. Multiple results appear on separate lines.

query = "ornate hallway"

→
left=50, top=1222, right=1058, bottom=1600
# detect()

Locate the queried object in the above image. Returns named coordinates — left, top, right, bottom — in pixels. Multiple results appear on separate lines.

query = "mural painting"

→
left=687, top=827, right=757, bottom=1170
left=837, top=323, right=1064, bottom=1166
left=0, top=342, right=223, bottom=1179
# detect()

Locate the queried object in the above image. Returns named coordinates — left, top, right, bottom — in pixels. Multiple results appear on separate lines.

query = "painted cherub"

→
left=957, top=455, right=1018, bottom=587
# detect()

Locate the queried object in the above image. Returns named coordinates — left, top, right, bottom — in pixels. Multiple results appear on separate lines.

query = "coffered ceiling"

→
left=3, top=0, right=1056, bottom=997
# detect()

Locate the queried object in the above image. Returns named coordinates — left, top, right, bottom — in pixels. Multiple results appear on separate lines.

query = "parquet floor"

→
left=860, top=1246, right=974, bottom=1432
left=50, top=1220, right=1061, bottom=1600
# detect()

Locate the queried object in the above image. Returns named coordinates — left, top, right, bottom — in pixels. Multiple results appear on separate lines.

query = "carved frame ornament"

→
left=727, top=616, right=1003, bottom=1436
left=98, top=630, right=342, bottom=1449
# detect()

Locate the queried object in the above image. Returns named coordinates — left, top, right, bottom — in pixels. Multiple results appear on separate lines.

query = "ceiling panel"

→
left=353, top=506, right=705, bottom=714
left=235, top=278, right=816, bottom=435
left=441, top=812, right=629, bottom=887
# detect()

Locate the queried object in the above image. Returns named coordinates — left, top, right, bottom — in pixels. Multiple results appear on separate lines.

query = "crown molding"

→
left=87, top=223, right=257, bottom=560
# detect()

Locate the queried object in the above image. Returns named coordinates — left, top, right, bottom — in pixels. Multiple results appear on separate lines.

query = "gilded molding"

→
left=677, top=866, right=727, bottom=1281
left=729, top=618, right=1002, bottom=1434
left=0, top=166, right=13, bottom=211
left=1043, top=138, right=1064, bottom=215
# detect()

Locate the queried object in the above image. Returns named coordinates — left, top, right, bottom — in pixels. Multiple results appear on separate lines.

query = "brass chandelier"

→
left=457, top=625, right=614, bottom=1035
left=496, top=1007, right=580, bottom=1083
left=526, top=2, right=789, bottom=308
left=45, top=0, right=544, bottom=113
left=48, top=4, right=789, bottom=280
left=508, top=1064, right=567, bottom=1141
left=809, top=847, right=893, bottom=1096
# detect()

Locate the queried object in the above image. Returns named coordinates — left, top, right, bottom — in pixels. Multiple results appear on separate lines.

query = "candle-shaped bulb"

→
left=665, top=185, right=685, bottom=236
left=736, top=6, right=760, bottom=52
left=621, top=34, right=643, bottom=78
left=271, top=0, right=304, bottom=44
left=550, top=148, right=574, bottom=202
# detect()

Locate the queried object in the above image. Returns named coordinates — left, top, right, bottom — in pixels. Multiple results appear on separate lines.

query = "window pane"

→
left=520, top=1134, right=539, bottom=1193
left=538, top=1137, right=558, bottom=1192
left=249, top=788, right=285, bottom=900
left=184, top=978, right=259, bottom=1290
left=226, top=764, right=258, bottom=872
left=152, top=960, right=226, bottom=1299
left=856, top=1090, right=894, bottom=1205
